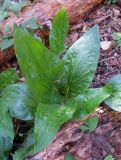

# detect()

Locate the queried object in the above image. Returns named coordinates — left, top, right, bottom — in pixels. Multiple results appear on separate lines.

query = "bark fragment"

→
left=25, top=109, right=121, bottom=160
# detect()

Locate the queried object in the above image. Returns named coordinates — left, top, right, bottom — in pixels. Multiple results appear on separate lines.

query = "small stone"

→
left=101, top=41, right=112, bottom=50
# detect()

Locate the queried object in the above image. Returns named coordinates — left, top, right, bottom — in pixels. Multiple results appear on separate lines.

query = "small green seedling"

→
left=113, top=32, right=121, bottom=48
left=104, top=155, right=114, bottom=160
left=80, top=116, right=98, bottom=132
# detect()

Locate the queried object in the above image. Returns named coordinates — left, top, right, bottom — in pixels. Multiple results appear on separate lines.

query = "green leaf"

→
left=4, top=25, right=11, bottom=33
left=49, top=8, right=69, bottom=55
left=34, top=103, right=76, bottom=152
left=0, top=153, right=8, bottom=160
left=34, top=34, right=42, bottom=42
left=14, top=28, right=64, bottom=104
left=3, top=0, right=27, bottom=13
left=1, top=83, right=36, bottom=120
left=0, top=104, right=14, bottom=156
left=85, top=116, right=98, bottom=132
left=65, top=153, right=75, bottom=160
left=21, top=18, right=38, bottom=30
left=64, top=26, right=100, bottom=98
left=113, top=32, right=121, bottom=41
left=0, top=38, right=14, bottom=50
left=104, top=155, right=113, bottom=160
left=0, top=10, right=9, bottom=22
left=0, top=68, right=18, bottom=91
left=113, top=32, right=121, bottom=48
left=80, top=125, right=89, bottom=131
left=69, top=87, right=111, bottom=119
left=13, top=129, right=34, bottom=160
left=80, top=117, right=98, bottom=132
left=105, top=74, right=121, bottom=112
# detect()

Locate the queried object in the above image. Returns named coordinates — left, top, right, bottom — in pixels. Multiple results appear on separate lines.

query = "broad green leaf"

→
left=0, top=153, right=8, bottom=160
left=34, top=34, right=42, bottom=42
left=0, top=106, right=14, bottom=157
left=0, top=98, right=9, bottom=112
left=1, top=83, right=36, bottom=120
left=85, top=117, right=98, bottom=132
left=0, top=38, right=14, bottom=50
left=14, top=28, right=64, bottom=104
left=34, top=103, right=76, bottom=152
left=64, top=26, right=100, bottom=98
left=105, top=74, right=121, bottom=112
left=68, top=87, right=111, bottom=119
left=0, top=68, right=18, bottom=91
left=104, top=155, right=113, bottom=160
left=49, top=8, right=69, bottom=55
left=65, top=153, right=75, bottom=160
left=13, top=129, right=34, bottom=160
left=76, top=87, right=111, bottom=114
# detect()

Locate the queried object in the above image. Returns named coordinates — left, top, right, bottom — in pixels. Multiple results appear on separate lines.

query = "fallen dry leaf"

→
left=101, top=41, right=112, bottom=50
